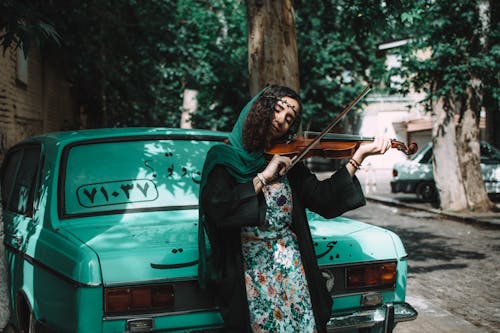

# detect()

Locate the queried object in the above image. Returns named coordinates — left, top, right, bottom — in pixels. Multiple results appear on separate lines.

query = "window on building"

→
left=16, top=48, right=28, bottom=86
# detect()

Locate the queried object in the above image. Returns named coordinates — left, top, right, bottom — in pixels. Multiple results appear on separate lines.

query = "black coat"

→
left=201, top=162, right=365, bottom=332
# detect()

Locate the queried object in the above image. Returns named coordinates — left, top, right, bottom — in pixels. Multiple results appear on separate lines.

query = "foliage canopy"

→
left=1, top=0, right=397, bottom=130
left=395, top=0, right=500, bottom=114
left=1, top=0, right=497, bottom=135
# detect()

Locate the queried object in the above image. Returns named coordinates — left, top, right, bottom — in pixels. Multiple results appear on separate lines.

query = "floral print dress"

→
left=241, top=177, right=317, bottom=333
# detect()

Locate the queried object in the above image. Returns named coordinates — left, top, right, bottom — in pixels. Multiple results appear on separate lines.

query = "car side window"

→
left=480, top=143, right=500, bottom=164
left=419, top=148, right=433, bottom=164
left=6, top=146, right=41, bottom=217
left=1, top=149, right=23, bottom=208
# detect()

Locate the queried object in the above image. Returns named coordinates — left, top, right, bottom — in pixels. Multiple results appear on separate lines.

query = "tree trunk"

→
left=454, top=0, right=494, bottom=212
left=180, top=88, right=198, bottom=129
left=433, top=0, right=495, bottom=212
left=485, top=0, right=500, bottom=150
left=457, top=79, right=493, bottom=211
left=246, top=0, right=299, bottom=95
left=432, top=96, right=468, bottom=211
left=456, top=79, right=494, bottom=211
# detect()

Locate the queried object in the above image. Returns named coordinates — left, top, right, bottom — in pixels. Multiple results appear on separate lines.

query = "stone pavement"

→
left=400, top=295, right=489, bottom=333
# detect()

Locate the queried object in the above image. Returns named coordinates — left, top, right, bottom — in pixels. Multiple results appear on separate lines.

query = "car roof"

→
left=12, top=127, right=228, bottom=147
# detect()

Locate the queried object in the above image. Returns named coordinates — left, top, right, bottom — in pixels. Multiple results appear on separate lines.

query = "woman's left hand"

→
left=346, top=136, right=391, bottom=175
left=346, top=136, right=392, bottom=176
left=357, top=136, right=392, bottom=158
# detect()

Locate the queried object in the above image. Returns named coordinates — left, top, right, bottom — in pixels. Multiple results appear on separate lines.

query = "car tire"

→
left=416, top=181, right=438, bottom=202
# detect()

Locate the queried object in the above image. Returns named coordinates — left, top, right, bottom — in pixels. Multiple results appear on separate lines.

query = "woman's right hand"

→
left=261, top=154, right=292, bottom=182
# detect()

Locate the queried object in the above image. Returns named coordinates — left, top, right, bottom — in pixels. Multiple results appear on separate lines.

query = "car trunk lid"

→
left=60, top=209, right=200, bottom=285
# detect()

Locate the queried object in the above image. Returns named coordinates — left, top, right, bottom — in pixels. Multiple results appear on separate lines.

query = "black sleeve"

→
left=289, top=163, right=366, bottom=218
left=201, top=165, right=266, bottom=229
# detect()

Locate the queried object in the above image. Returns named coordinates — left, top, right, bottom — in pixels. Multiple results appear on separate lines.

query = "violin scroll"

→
left=391, top=140, right=418, bottom=156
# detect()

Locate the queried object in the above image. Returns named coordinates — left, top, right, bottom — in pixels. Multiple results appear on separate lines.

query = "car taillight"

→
left=392, top=169, right=398, bottom=177
left=347, top=262, right=397, bottom=289
left=105, top=284, right=174, bottom=314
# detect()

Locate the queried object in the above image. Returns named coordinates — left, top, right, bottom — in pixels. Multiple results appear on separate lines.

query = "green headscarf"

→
left=197, top=85, right=301, bottom=287
left=199, top=87, right=269, bottom=191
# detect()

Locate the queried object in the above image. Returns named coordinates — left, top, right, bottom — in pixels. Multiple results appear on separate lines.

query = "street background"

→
left=323, top=166, right=500, bottom=333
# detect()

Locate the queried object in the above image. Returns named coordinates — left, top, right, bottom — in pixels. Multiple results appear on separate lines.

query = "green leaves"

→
left=295, top=0, right=390, bottom=132
left=395, top=0, right=499, bottom=110
left=4, top=0, right=495, bottom=133
left=0, top=0, right=61, bottom=54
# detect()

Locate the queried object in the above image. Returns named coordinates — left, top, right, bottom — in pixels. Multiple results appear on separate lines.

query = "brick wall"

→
left=0, top=46, right=78, bottom=159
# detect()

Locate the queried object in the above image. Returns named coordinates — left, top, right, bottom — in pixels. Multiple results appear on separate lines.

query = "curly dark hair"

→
left=242, top=85, right=301, bottom=152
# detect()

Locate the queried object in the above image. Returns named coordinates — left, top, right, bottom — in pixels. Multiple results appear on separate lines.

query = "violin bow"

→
left=287, top=84, right=373, bottom=171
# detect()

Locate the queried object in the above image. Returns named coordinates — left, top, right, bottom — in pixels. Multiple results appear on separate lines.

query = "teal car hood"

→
left=60, top=209, right=200, bottom=285
left=308, top=213, right=407, bottom=265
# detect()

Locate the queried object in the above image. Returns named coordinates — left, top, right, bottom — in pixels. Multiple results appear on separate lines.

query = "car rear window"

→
left=63, top=138, right=219, bottom=217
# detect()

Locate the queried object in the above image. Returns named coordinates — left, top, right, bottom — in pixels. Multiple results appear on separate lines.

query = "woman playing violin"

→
left=198, top=85, right=391, bottom=333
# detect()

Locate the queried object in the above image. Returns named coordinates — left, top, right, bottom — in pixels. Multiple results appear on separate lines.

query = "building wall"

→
left=360, top=93, right=429, bottom=169
left=360, top=92, right=489, bottom=170
left=0, top=46, right=77, bottom=159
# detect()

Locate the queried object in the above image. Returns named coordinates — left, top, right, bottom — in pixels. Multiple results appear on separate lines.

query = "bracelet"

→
left=350, top=158, right=362, bottom=168
left=348, top=159, right=362, bottom=170
left=257, top=173, right=267, bottom=186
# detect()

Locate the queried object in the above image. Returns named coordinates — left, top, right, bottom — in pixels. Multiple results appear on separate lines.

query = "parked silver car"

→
left=391, top=141, right=500, bottom=202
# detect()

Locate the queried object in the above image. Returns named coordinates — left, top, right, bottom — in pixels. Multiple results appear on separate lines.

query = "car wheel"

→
left=416, top=181, right=437, bottom=202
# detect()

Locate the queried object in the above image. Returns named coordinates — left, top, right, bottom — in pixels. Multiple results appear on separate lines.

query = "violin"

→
left=264, top=84, right=418, bottom=171
left=265, top=132, right=418, bottom=160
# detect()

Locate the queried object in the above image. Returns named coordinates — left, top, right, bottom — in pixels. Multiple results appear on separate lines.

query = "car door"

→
left=1, top=144, right=42, bottom=321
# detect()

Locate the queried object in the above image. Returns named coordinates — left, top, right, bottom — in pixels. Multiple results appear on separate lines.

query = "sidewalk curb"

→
left=366, top=195, right=500, bottom=229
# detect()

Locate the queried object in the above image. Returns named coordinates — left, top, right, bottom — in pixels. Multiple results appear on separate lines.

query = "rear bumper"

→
left=327, top=302, right=417, bottom=332
left=485, top=181, right=500, bottom=195
left=390, top=180, right=418, bottom=194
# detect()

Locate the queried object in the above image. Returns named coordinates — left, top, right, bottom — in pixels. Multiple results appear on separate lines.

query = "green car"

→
left=1, top=128, right=416, bottom=333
